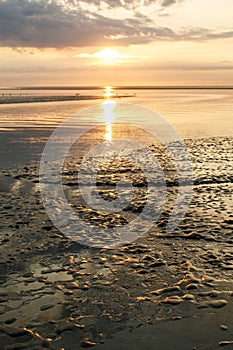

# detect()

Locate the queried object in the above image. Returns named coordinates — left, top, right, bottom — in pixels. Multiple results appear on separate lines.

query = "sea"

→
left=0, top=87, right=232, bottom=138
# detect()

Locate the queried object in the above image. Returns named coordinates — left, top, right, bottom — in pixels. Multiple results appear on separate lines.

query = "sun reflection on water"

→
left=105, top=123, right=112, bottom=142
left=102, top=99, right=116, bottom=142
left=104, top=85, right=113, bottom=98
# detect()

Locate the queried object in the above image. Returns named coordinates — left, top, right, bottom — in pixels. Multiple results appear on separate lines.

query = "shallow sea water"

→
left=0, top=89, right=232, bottom=349
left=0, top=88, right=232, bottom=138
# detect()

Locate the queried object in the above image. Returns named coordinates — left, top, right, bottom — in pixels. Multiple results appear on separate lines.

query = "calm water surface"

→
left=0, top=89, right=232, bottom=138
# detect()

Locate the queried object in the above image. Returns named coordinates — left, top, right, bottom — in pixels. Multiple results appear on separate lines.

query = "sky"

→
left=0, top=0, right=232, bottom=86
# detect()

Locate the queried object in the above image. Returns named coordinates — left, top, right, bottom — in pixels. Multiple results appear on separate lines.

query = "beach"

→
left=0, top=88, right=233, bottom=350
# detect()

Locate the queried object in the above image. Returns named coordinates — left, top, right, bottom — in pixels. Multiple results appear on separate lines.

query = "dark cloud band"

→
left=0, top=0, right=232, bottom=48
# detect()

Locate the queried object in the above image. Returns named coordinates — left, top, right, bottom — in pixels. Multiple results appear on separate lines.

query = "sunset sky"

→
left=0, top=0, right=232, bottom=86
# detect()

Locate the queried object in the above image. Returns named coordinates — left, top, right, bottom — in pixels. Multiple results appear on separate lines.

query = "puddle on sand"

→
left=0, top=287, right=65, bottom=326
left=0, top=176, right=39, bottom=194
left=46, top=271, right=73, bottom=283
left=0, top=262, right=75, bottom=328
left=29, top=262, right=74, bottom=282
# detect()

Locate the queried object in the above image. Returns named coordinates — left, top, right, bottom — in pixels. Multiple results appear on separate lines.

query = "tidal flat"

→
left=0, top=133, right=232, bottom=349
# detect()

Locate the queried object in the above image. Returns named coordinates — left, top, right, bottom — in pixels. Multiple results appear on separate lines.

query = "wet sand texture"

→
left=0, top=135, right=232, bottom=349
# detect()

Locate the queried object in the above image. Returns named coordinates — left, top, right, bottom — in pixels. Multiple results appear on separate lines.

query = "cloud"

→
left=0, top=0, right=133, bottom=48
left=75, top=0, right=182, bottom=10
left=160, top=0, right=177, bottom=7
left=143, top=0, right=181, bottom=7
left=0, top=0, right=232, bottom=49
left=134, top=61, right=233, bottom=71
left=76, top=48, right=134, bottom=59
left=0, top=51, right=232, bottom=74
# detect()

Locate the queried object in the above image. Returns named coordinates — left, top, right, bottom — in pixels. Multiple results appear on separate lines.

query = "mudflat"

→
left=0, top=129, right=232, bottom=349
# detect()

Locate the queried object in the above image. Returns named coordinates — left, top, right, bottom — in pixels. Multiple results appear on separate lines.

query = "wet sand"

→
left=0, top=95, right=103, bottom=105
left=0, top=94, right=135, bottom=105
left=0, top=129, right=233, bottom=349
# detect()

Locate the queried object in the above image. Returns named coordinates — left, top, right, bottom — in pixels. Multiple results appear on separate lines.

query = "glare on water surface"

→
left=102, top=99, right=116, bottom=142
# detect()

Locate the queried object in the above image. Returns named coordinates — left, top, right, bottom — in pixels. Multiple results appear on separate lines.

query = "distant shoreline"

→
left=0, top=95, right=103, bottom=105
left=0, top=93, right=136, bottom=105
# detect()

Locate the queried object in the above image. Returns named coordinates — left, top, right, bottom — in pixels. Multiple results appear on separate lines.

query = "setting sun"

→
left=77, top=48, right=136, bottom=65
left=96, top=48, right=120, bottom=61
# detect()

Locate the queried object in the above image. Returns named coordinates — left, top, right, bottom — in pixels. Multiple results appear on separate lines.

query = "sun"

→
left=95, top=48, right=121, bottom=63
left=77, top=48, right=136, bottom=65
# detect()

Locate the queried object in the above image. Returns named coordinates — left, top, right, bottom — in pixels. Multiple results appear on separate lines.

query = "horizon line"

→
left=1, top=85, right=233, bottom=90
